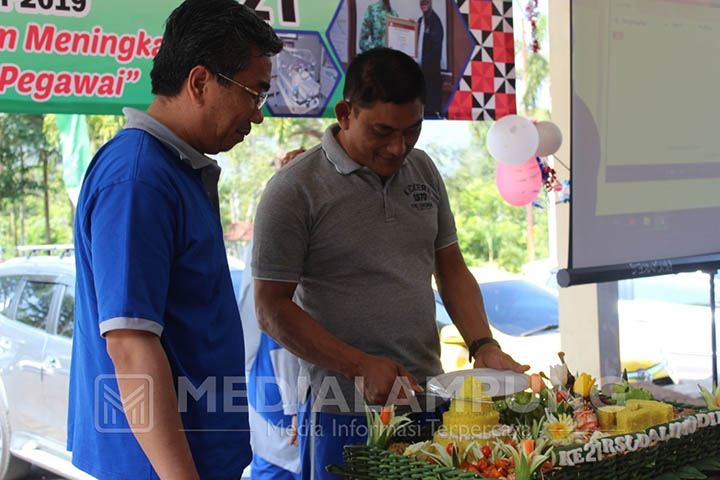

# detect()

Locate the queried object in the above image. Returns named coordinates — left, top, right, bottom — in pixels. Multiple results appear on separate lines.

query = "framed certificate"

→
left=385, top=16, right=419, bottom=59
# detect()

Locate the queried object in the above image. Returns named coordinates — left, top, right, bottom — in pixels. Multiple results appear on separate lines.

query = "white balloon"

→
left=535, top=121, right=563, bottom=157
left=487, top=115, right=539, bottom=165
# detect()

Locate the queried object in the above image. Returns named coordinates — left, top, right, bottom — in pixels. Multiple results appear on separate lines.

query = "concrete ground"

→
left=20, top=466, right=63, bottom=480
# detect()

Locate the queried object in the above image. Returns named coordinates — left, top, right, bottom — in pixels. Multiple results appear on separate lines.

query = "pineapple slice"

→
left=597, top=405, right=625, bottom=433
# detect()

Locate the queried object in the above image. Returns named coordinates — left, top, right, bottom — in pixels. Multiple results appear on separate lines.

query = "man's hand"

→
left=279, top=147, right=306, bottom=168
left=290, top=415, right=298, bottom=447
left=472, top=343, right=530, bottom=373
left=354, top=354, right=424, bottom=405
left=106, top=329, right=200, bottom=480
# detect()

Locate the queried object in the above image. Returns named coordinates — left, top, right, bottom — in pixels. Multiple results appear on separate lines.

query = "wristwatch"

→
left=468, top=337, right=501, bottom=363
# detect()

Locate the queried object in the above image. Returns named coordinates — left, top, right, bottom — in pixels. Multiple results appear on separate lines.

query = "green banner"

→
left=0, top=0, right=517, bottom=120
left=56, top=113, right=90, bottom=205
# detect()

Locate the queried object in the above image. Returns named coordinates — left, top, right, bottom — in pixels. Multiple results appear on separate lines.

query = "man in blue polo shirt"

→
left=68, top=1, right=283, bottom=479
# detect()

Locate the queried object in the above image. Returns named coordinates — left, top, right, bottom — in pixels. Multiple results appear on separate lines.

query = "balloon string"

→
left=551, top=155, right=570, bottom=172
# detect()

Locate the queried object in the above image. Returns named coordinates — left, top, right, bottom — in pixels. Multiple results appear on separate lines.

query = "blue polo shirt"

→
left=68, top=109, right=250, bottom=479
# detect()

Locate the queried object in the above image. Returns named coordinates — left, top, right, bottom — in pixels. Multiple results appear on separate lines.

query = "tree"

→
left=518, top=13, right=550, bottom=117
left=438, top=105, right=551, bottom=270
left=0, top=114, right=78, bottom=258
left=0, top=114, right=61, bottom=248
left=219, top=117, right=332, bottom=250
left=86, top=115, right=125, bottom=152
left=514, top=6, right=552, bottom=262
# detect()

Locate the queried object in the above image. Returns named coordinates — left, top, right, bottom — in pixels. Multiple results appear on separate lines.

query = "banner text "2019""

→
left=0, top=0, right=91, bottom=18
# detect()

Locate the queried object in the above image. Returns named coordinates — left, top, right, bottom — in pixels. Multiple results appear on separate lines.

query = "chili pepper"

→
left=519, top=439, right=535, bottom=455
left=529, top=373, right=545, bottom=393
left=481, top=445, right=492, bottom=459
left=446, top=442, right=456, bottom=456
left=380, top=406, right=391, bottom=425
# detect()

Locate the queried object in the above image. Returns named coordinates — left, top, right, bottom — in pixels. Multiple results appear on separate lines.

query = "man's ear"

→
left=334, top=100, right=352, bottom=129
left=185, top=65, right=214, bottom=106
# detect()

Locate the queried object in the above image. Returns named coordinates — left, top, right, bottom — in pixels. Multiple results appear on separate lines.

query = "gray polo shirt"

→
left=252, top=124, right=458, bottom=414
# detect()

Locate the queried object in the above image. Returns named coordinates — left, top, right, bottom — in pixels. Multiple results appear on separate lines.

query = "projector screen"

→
left=560, top=0, right=720, bottom=286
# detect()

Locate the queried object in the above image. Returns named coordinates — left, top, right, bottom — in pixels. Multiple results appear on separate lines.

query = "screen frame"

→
left=559, top=0, right=720, bottom=287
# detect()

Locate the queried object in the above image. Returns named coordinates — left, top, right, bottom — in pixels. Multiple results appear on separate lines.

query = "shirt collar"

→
left=321, top=123, right=408, bottom=176
left=321, top=124, right=363, bottom=175
left=122, top=107, right=218, bottom=172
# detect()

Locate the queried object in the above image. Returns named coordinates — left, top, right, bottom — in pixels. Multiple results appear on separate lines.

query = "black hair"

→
left=343, top=47, right=426, bottom=108
left=151, top=0, right=283, bottom=96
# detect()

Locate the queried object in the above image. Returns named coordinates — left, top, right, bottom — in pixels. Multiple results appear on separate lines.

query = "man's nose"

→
left=386, top=132, right=406, bottom=157
left=251, top=107, right=264, bottom=124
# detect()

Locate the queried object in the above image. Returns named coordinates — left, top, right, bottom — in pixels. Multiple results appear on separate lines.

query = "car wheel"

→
left=0, top=411, right=31, bottom=480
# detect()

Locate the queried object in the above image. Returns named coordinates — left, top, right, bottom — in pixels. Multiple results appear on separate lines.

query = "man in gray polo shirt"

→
left=252, top=48, right=528, bottom=479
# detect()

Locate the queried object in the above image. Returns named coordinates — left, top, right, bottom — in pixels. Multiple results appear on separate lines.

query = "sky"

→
left=416, top=120, right=472, bottom=151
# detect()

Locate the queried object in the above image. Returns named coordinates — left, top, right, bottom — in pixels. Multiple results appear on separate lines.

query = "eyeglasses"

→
left=216, top=72, right=269, bottom=110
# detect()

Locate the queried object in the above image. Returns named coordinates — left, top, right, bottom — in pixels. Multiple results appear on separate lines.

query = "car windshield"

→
left=436, top=280, right=559, bottom=337
left=480, top=280, right=559, bottom=336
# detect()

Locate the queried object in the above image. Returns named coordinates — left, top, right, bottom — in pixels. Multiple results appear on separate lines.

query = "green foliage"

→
left=218, top=117, right=332, bottom=250
left=364, top=405, right=412, bottom=450
left=610, top=373, right=655, bottom=404
left=439, top=135, right=550, bottom=272
left=0, top=108, right=553, bottom=271
left=430, top=10, right=552, bottom=271
left=86, top=115, right=125, bottom=151
left=0, top=113, right=122, bottom=259
left=0, top=113, right=334, bottom=261
left=523, top=53, right=550, bottom=114
left=699, top=384, right=720, bottom=411
left=453, top=177, right=524, bottom=269
left=521, top=14, right=550, bottom=114
left=497, top=438, right=553, bottom=480
left=0, top=113, right=67, bottom=259
left=0, top=114, right=46, bottom=206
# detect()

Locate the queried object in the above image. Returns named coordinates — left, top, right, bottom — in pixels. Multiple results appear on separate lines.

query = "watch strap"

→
left=468, top=337, right=500, bottom=363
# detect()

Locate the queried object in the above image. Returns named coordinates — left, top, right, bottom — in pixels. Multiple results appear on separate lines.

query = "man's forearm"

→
left=256, top=296, right=366, bottom=380
left=107, top=331, right=199, bottom=480
left=438, top=270, right=493, bottom=345
left=435, top=245, right=529, bottom=372
left=435, top=244, right=493, bottom=346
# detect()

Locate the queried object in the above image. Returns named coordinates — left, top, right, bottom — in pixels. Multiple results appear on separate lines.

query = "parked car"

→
left=436, top=268, right=680, bottom=381
left=513, top=260, right=719, bottom=382
left=0, top=252, right=87, bottom=479
left=436, top=274, right=561, bottom=374
left=0, top=249, right=247, bottom=480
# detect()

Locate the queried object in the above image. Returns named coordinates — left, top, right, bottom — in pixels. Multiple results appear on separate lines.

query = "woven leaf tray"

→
left=331, top=410, right=720, bottom=480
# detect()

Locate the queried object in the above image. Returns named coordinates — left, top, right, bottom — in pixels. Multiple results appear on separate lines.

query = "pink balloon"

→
left=495, top=157, right=542, bottom=206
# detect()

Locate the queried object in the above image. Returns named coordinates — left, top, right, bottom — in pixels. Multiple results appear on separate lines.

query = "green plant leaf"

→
left=451, top=445, right=461, bottom=468
left=699, top=385, right=720, bottom=411
left=653, top=474, right=682, bottom=480
left=692, top=458, right=720, bottom=472
left=676, top=466, right=707, bottom=479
